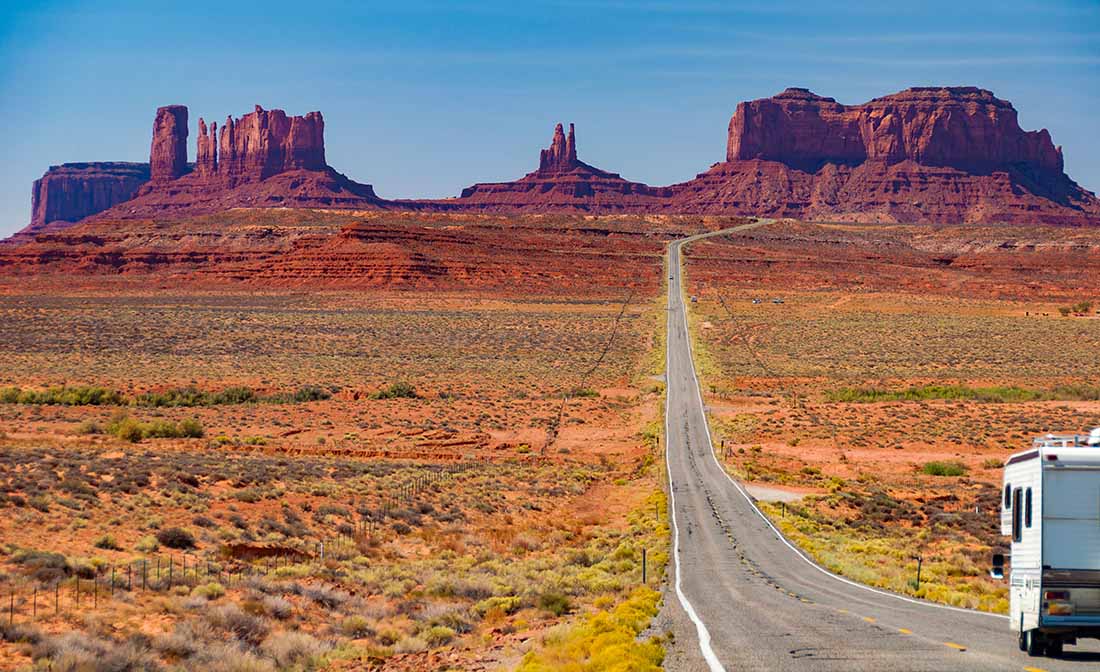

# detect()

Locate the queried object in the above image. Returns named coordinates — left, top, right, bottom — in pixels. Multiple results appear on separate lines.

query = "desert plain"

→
left=2, top=212, right=1100, bottom=670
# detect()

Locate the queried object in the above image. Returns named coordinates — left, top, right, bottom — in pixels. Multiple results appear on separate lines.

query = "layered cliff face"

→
left=98, top=104, right=379, bottom=219
left=667, top=86, right=1099, bottom=224
left=194, top=105, right=326, bottom=183
left=0, top=210, right=691, bottom=294
left=726, top=87, right=1063, bottom=173
left=16, top=162, right=152, bottom=238
left=451, top=123, right=671, bottom=212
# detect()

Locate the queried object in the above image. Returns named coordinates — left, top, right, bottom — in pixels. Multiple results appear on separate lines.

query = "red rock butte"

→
left=10, top=86, right=1100, bottom=238
left=447, top=122, right=672, bottom=211
left=666, top=87, right=1099, bottom=225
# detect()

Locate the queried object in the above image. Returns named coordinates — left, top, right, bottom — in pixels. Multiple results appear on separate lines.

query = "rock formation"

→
left=16, top=162, right=151, bottom=238
left=0, top=211, right=680, bottom=295
left=196, top=118, right=217, bottom=177
left=94, top=104, right=379, bottom=220
left=11, top=87, right=1100, bottom=236
left=538, top=123, right=578, bottom=173
left=194, top=106, right=326, bottom=183
left=150, top=105, right=189, bottom=181
left=196, top=105, right=327, bottom=183
left=726, top=87, right=1063, bottom=174
left=452, top=122, right=671, bottom=212
left=666, top=86, right=1099, bottom=224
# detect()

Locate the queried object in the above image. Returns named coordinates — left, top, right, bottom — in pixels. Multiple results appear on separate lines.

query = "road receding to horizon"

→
left=658, top=221, right=1100, bottom=672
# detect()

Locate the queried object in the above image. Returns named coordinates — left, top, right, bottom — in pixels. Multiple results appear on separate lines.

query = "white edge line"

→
left=665, top=241, right=727, bottom=672
left=674, top=227, right=1009, bottom=622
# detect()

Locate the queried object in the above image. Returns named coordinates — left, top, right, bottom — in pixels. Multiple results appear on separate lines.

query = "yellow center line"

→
left=897, top=628, right=912, bottom=635
left=1023, top=667, right=1048, bottom=672
left=944, top=642, right=967, bottom=651
left=837, top=608, right=849, bottom=614
left=863, top=616, right=876, bottom=623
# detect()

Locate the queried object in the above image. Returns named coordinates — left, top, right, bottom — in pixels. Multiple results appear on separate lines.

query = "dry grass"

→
left=0, top=282, right=668, bottom=670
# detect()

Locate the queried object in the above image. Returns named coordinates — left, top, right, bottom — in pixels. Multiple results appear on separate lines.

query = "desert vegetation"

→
left=0, top=444, right=668, bottom=670
left=0, top=283, right=671, bottom=670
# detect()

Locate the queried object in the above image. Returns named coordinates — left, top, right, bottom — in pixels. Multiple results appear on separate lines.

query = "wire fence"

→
left=3, top=461, right=475, bottom=627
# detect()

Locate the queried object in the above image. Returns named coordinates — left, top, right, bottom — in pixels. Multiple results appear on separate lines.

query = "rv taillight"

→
left=1044, top=590, right=1070, bottom=601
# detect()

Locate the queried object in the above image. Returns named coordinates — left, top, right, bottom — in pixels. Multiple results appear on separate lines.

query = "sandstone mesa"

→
left=14, top=86, right=1100, bottom=239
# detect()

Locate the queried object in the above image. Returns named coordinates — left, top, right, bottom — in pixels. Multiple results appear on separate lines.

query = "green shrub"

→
left=264, top=386, right=331, bottom=404
left=105, top=413, right=204, bottom=442
left=135, top=535, right=159, bottom=553
left=820, top=384, right=1099, bottom=404
left=922, top=461, right=967, bottom=477
left=370, top=382, right=418, bottom=400
left=191, top=582, right=226, bottom=600
left=0, top=386, right=124, bottom=406
left=828, top=384, right=1028, bottom=403
left=422, top=625, right=455, bottom=647
left=340, top=615, right=373, bottom=638
left=0, top=384, right=325, bottom=407
left=135, top=385, right=257, bottom=407
left=92, top=535, right=121, bottom=551
left=156, top=527, right=195, bottom=549
left=75, top=420, right=103, bottom=435
left=179, top=418, right=205, bottom=438
left=537, top=591, right=572, bottom=617
left=473, top=595, right=522, bottom=617
left=113, top=417, right=146, bottom=443
left=11, top=550, right=70, bottom=582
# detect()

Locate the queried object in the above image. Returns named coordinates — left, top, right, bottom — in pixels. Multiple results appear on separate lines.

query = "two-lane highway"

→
left=661, top=222, right=1100, bottom=672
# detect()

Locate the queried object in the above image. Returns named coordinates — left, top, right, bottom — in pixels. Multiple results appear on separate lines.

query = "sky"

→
left=1, top=0, right=1098, bottom=237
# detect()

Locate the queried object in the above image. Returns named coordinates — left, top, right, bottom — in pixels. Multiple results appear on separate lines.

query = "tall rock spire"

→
left=150, top=105, right=188, bottom=181
left=566, top=123, right=577, bottom=164
left=196, top=118, right=219, bottom=176
left=539, top=122, right=580, bottom=173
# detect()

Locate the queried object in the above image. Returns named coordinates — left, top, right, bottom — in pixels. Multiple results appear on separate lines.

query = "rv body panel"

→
left=1003, top=440, right=1100, bottom=647
left=1043, top=468, right=1100, bottom=570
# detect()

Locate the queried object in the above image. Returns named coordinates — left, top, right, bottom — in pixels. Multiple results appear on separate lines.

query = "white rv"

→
left=995, top=428, right=1100, bottom=657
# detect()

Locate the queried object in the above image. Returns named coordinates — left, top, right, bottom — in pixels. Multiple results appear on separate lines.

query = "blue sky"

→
left=1, top=0, right=1098, bottom=236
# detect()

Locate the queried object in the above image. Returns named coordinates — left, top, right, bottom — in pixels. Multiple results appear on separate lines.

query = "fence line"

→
left=4, top=461, right=475, bottom=626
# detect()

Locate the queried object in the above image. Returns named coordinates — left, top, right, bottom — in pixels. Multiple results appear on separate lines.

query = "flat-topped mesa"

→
left=727, top=86, right=1064, bottom=174
left=18, top=162, right=151, bottom=237
left=537, top=123, right=579, bottom=173
left=150, top=105, right=189, bottom=181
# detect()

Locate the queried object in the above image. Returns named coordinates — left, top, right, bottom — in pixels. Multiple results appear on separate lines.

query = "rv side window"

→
left=1004, top=484, right=1011, bottom=508
left=1012, top=488, right=1023, bottom=542
left=1025, top=487, right=1033, bottom=528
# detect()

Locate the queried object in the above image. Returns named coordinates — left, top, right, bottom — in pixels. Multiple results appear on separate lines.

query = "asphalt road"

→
left=660, top=222, right=1100, bottom=672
